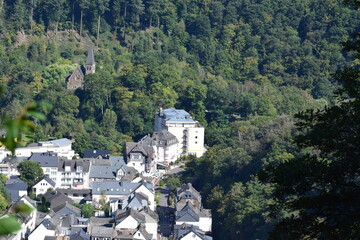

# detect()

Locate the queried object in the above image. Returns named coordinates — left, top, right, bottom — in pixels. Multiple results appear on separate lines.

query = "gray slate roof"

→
left=141, top=129, right=178, bottom=147
left=58, top=188, right=91, bottom=195
left=53, top=202, right=81, bottom=217
left=92, top=181, right=141, bottom=195
left=86, top=42, right=95, bottom=65
left=115, top=208, right=145, bottom=225
left=176, top=202, right=200, bottom=222
left=33, top=176, right=56, bottom=188
left=43, top=191, right=74, bottom=209
left=30, top=138, right=72, bottom=148
left=177, top=183, right=202, bottom=203
left=90, top=156, right=127, bottom=179
left=161, top=108, right=196, bottom=123
left=110, top=156, right=126, bottom=167
left=49, top=138, right=72, bottom=147
left=90, top=226, right=113, bottom=237
left=70, top=229, right=90, bottom=240
left=122, top=192, right=148, bottom=210
left=58, top=159, right=91, bottom=172
left=84, top=149, right=109, bottom=159
left=90, top=165, right=119, bottom=179
left=125, top=142, right=154, bottom=159
left=6, top=176, right=28, bottom=202
left=174, top=223, right=212, bottom=240
left=29, top=152, right=59, bottom=167
left=89, top=217, right=113, bottom=227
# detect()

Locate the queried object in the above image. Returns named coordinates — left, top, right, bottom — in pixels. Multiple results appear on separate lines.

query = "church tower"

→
left=85, top=42, right=96, bottom=74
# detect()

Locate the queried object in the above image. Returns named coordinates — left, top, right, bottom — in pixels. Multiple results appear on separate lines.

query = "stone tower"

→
left=85, top=42, right=95, bottom=74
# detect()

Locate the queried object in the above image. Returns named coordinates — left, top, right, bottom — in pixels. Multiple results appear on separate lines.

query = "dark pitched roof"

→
left=122, top=192, right=149, bottom=210
left=90, top=165, right=118, bottom=179
left=160, top=108, right=196, bottom=123
left=115, top=208, right=145, bottom=225
left=86, top=42, right=95, bottom=65
left=92, top=181, right=141, bottom=195
left=53, top=202, right=81, bottom=217
left=139, top=208, right=159, bottom=222
left=6, top=176, right=28, bottom=202
left=43, top=191, right=74, bottom=209
left=71, top=229, right=90, bottom=240
left=57, top=188, right=91, bottom=195
left=90, top=226, right=113, bottom=237
left=120, top=167, right=139, bottom=182
left=89, top=217, right=113, bottom=227
left=150, top=129, right=178, bottom=147
left=58, top=159, right=91, bottom=172
left=42, top=219, right=57, bottom=231
left=33, top=176, right=56, bottom=188
left=28, top=152, right=59, bottom=167
left=44, top=236, right=57, bottom=240
left=110, top=156, right=126, bottom=167
left=125, top=142, right=154, bottom=158
left=174, top=223, right=212, bottom=240
left=177, top=183, right=202, bottom=203
left=176, top=202, right=200, bottom=222
left=84, top=149, right=109, bottom=159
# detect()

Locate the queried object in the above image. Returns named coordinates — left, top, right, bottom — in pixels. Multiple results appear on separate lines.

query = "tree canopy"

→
left=17, top=161, right=44, bottom=187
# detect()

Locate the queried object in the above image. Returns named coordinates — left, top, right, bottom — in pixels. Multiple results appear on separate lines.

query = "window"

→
left=195, top=136, right=198, bottom=139
left=195, top=141, right=198, bottom=144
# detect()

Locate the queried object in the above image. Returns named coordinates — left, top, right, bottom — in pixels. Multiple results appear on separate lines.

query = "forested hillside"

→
left=0, top=0, right=359, bottom=239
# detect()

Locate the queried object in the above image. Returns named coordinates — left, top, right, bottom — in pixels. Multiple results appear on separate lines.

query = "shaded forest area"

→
left=1, top=0, right=360, bottom=239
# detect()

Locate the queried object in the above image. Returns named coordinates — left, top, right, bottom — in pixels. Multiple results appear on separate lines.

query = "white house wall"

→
left=115, top=216, right=138, bottom=229
left=28, top=224, right=55, bottom=240
left=135, top=185, right=155, bottom=211
left=145, top=222, right=157, bottom=240
left=199, top=217, right=212, bottom=233
left=180, top=232, right=203, bottom=240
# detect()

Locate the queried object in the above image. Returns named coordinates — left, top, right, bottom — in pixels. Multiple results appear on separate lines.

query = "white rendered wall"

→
left=145, top=221, right=158, bottom=239
left=167, top=125, right=205, bottom=157
left=180, top=232, right=203, bottom=240
left=115, top=216, right=138, bottom=229
left=176, top=217, right=211, bottom=233
left=199, top=216, right=212, bottom=232
left=187, top=127, right=205, bottom=157
left=135, top=185, right=155, bottom=211
left=28, top=224, right=55, bottom=240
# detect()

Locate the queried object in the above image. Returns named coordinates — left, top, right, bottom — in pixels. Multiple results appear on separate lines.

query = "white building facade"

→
left=155, top=108, right=205, bottom=158
left=0, top=138, right=75, bottom=162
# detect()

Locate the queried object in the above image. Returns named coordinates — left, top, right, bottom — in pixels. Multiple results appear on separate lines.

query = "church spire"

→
left=85, top=42, right=95, bottom=74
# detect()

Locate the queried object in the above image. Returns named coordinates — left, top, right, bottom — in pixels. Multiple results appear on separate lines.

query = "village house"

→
left=174, top=183, right=212, bottom=234
left=173, top=223, right=213, bottom=240
left=15, top=138, right=74, bottom=160
left=176, top=183, right=202, bottom=210
left=5, top=196, right=37, bottom=240
left=140, top=129, right=179, bottom=167
left=124, top=142, right=156, bottom=176
left=32, top=176, right=56, bottom=196
left=57, top=158, right=91, bottom=189
left=154, top=108, right=205, bottom=158
left=29, top=152, right=60, bottom=183
left=6, top=176, right=28, bottom=202
left=175, top=202, right=212, bottom=233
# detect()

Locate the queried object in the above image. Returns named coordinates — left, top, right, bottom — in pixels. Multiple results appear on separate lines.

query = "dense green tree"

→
left=73, top=203, right=95, bottom=217
left=17, top=161, right=44, bottom=187
left=263, top=38, right=360, bottom=239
